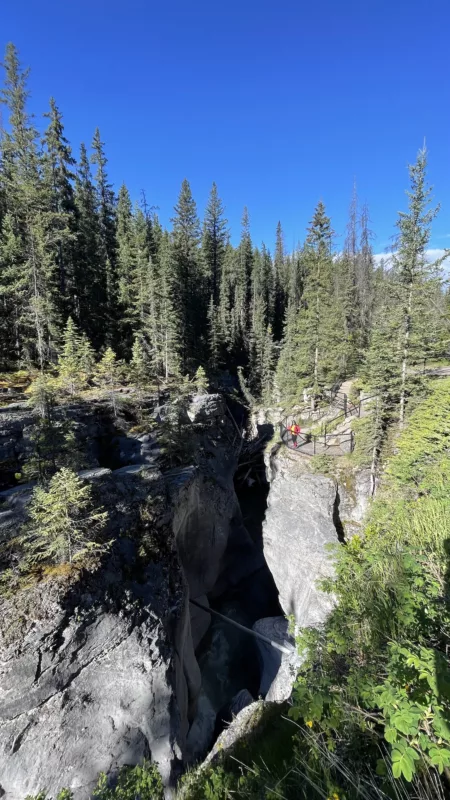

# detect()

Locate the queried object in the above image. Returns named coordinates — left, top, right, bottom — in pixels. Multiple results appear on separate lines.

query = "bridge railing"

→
left=280, top=391, right=378, bottom=457
left=280, top=423, right=354, bottom=457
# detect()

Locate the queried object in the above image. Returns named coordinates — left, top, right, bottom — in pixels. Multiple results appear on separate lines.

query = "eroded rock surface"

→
left=0, top=468, right=193, bottom=799
left=263, top=451, right=338, bottom=625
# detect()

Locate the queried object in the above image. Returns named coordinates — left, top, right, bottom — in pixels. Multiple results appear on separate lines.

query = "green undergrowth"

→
left=181, top=378, right=450, bottom=798
left=290, top=377, right=450, bottom=793
left=179, top=702, right=296, bottom=799
left=25, top=760, right=164, bottom=800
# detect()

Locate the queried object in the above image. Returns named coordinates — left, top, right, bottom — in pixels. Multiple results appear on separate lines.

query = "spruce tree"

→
left=155, top=231, right=181, bottom=379
left=273, top=221, right=288, bottom=340
left=73, top=143, right=105, bottom=347
left=91, top=128, right=117, bottom=334
left=57, top=316, right=93, bottom=395
left=130, top=334, right=150, bottom=392
left=202, top=182, right=228, bottom=306
left=194, top=365, right=208, bottom=394
left=42, top=97, right=77, bottom=319
left=394, top=147, right=441, bottom=423
left=94, top=347, right=120, bottom=415
left=234, top=207, right=253, bottom=347
left=297, top=202, right=343, bottom=403
left=171, top=179, right=201, bottom=369
left=132, top=205, right=157, bottom=344
left=21, top=468, right=108, bottom=565
left=116, top=183, right=135, bottom=316
left=0, top=43, right=60, bottom=367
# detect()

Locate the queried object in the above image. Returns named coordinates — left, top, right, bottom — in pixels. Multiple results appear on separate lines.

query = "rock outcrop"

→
left=0, top=466, right=195, bottom=799
left=263, top=449, right=338, bottom=625
left=0, top=391, right=267, bottom=797
left=253, top=616, right=300, bottom=702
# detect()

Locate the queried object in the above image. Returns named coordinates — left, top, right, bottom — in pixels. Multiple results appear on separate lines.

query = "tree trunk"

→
left=399, top=283, right=413, bottom=425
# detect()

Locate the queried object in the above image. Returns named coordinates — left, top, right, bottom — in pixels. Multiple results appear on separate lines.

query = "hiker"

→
left=290, top=421, right=301, bottom=448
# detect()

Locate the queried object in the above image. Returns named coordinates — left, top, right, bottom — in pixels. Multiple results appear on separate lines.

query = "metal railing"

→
left=280, top=391, right=378, bottom=457
left=280, top=424, right=354, bottom=457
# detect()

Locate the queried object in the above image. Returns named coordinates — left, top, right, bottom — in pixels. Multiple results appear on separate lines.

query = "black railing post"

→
left=344, top=395, right=347, bottom=417
left=313, top=436, right=316, bottom=455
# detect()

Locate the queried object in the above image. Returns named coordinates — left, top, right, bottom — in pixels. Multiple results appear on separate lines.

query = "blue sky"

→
left=2, top=0, right=450, bottom=257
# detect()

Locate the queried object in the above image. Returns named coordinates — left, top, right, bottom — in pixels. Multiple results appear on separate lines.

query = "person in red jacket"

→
left=290, top=421, right=301, bottom=448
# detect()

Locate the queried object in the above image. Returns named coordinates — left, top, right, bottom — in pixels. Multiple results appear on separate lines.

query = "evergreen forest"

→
left=2, top=41, right=450, bottom=800
left=1, top=43, right=448, bottom=408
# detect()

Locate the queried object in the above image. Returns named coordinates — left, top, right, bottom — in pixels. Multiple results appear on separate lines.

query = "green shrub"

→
left=93, top=761, right=163, bottom=799
left=290, top=378, right=450, bottom=789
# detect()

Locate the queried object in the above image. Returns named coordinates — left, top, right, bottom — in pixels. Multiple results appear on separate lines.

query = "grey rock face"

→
left=185, top=691, right=216, bottom=764
left=187, top=394, right=227, bottom=425
left=190, top=594, right=211, bottom=650
left=253, top=617, right=300, bottom=702
left=338, top=467, right=372, bottom=538
left=263, top=460, right=338, bottom=626
left=0, top=465, right=198, bottom=800
left=0, top=558, right=188, bottom=799
left=228, top=688, right=254, bottom=716
left=0, top=392, right=260, bottom=797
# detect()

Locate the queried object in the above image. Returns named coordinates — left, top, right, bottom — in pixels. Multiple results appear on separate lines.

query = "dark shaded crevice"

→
left=33, top=649, right=42, bottom=684
left=195, top=444, right=282, bottom=738
left=333, top=486, right=346, bottom=543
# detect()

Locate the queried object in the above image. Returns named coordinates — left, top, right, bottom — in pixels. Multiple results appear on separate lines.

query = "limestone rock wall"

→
left=262, top=453, right=338, bottom=625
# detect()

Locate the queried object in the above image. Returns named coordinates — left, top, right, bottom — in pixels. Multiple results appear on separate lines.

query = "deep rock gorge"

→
left=0, top=392, right=370, bottom=798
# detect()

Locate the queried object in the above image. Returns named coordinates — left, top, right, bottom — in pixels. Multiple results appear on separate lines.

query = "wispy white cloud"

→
left=373, top=248, right=450, bottom=271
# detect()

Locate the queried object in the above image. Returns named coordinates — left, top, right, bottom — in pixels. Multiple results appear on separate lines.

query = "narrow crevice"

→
left=333, top=486, right=346, bottom=543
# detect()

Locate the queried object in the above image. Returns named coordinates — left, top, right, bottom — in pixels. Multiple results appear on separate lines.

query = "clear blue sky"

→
left=2, top=0, right=450, bottom=256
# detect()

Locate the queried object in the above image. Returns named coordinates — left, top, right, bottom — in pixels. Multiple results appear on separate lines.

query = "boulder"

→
left=187, top=393, right=226, bottom=425
left=263, top=462, right=338, bottom=626
left=185, top=691, right=216, bottom=764
left=253, top=617, right=301, bottom=702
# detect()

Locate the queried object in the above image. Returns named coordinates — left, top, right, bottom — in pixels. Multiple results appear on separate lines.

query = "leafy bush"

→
left=93, top=761, right=163, bottom=799
left=290, top=378, right=450, bottom=790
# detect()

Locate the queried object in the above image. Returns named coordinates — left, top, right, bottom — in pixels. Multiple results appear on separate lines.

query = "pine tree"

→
left=171, top=179, right=201, bottom=369
left=73, top=143, right=105, bottom=348
left=0, top=43, right=60, bottom=367
left=42, top=97, right=77, bottom=319
left=394, top=147, right=442, bottom=423
left=156, top=232, right=181, bottom=379
left=273, top=221, right=288, bottom=340
left=202, top=182, right=228, bottom=306
left=116, top=183, right=135, bottom=316
left=21, top=468, right=108, bottom=565
left=129, top=334, right=150, bottom=392
left=91, top=128, right=117, bottom=334
left=194, top=365, right=208, bottom=394
left=94, top=347, right=121, bottom=415
left=57, top=316, right=93, bottom=394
